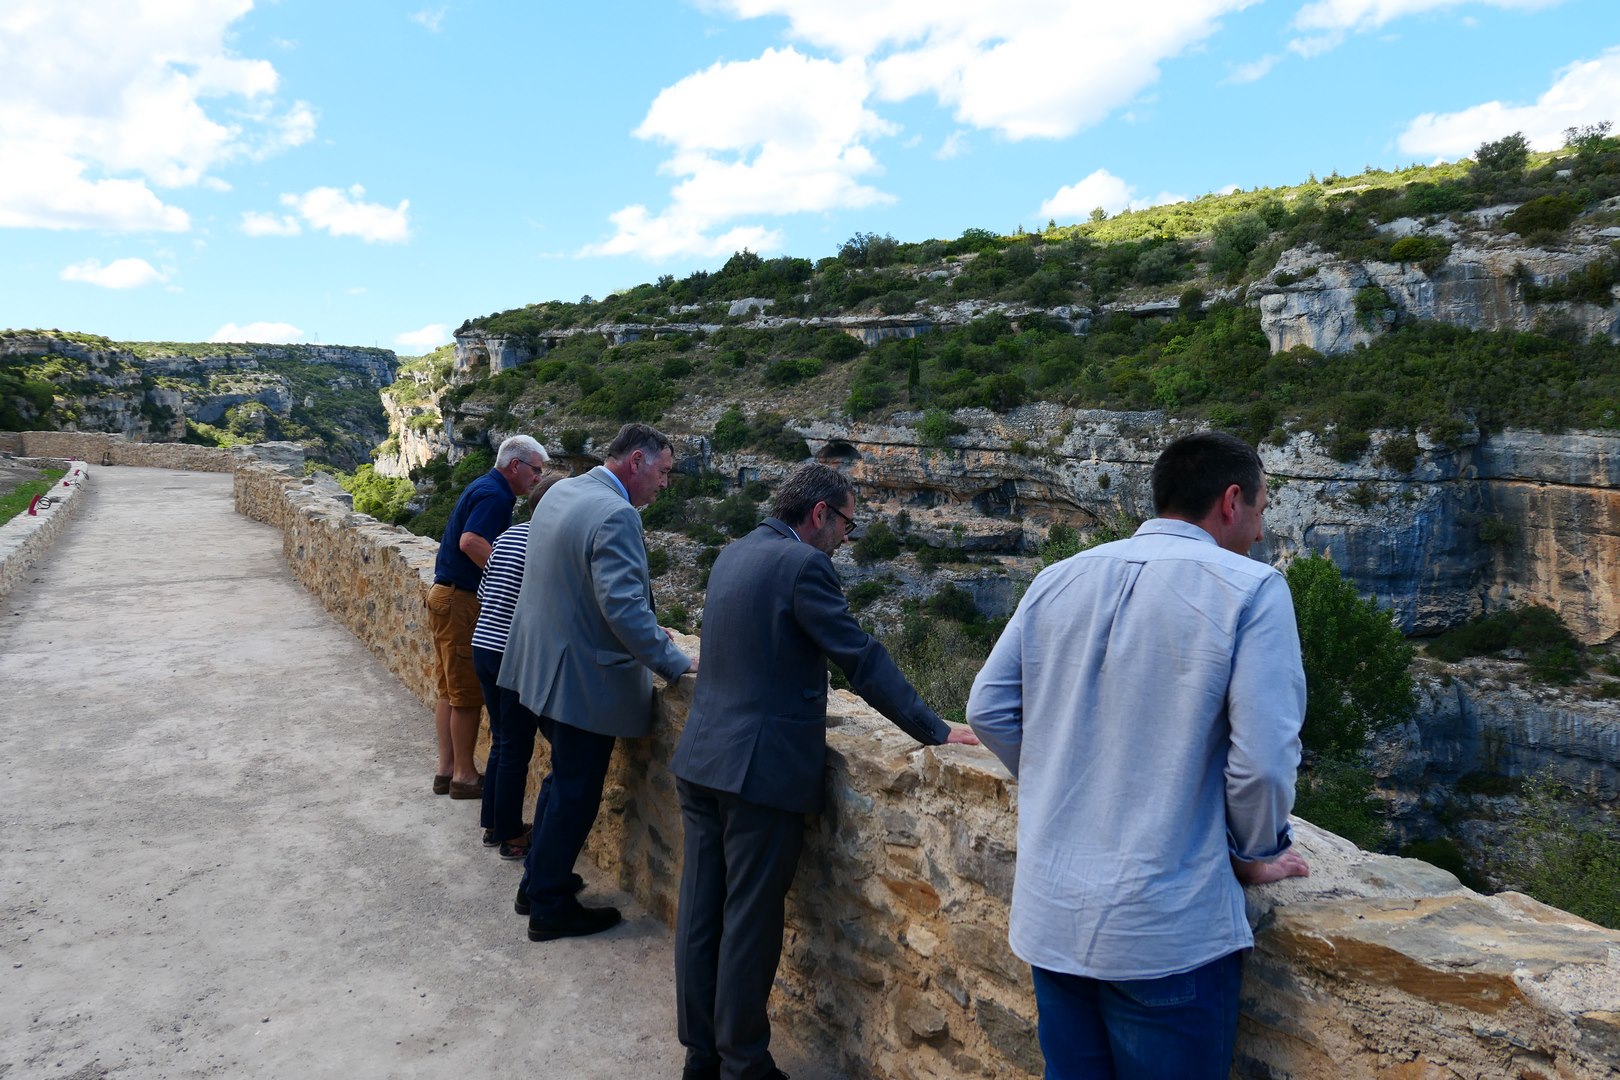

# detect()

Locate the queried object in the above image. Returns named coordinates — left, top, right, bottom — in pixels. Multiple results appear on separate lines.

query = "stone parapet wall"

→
left=234, top=462, right=440, bottom=705
left=0, top=460, right=90, bottom=600
left=19, top=431, right=239, bottom=471
left=232, top=463, right=1620, bottom=1079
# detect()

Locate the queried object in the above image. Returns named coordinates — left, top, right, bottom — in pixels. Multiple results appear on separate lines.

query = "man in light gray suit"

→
left=499, top=422, right=695, bottom=941
left=670, top=463, right=978, bottom=1080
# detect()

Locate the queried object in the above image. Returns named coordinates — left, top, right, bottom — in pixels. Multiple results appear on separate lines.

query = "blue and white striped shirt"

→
left=472, top=521, right=528, bottom=653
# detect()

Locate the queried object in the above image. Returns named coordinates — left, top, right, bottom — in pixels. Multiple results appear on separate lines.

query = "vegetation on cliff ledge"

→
left=435, top=127, right=1620, bottom=459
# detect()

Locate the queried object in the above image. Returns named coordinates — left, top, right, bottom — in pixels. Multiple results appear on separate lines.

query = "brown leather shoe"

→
left=432, top=774, right=451, bottom=795
left=448, top=775, right=483, bottom=799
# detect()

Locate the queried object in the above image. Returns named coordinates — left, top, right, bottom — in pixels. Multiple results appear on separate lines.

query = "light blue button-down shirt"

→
left=967, top=518, right=1305, bottom=980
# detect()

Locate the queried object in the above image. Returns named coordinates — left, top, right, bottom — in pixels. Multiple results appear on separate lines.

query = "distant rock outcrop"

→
left=1, top=332, right=397, bottom=469
left=1253, top=211, right=1620, bottom=355
left=785, top=405, right=1617, bottom=644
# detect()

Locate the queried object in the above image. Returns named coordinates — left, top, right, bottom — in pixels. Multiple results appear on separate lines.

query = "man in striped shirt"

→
left=472, top=472, right=563, bottom=857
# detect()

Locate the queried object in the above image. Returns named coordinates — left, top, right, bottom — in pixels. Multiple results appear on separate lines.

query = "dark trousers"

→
left=674, top=778, right=805, bottom=1080
left=1030, top=950, right=1246, bottom=1080
left=474, top=646, right=544, bottom=842
left=472, top=647, right=505, bottom=833
left=520, top=719, right=615, bottom=918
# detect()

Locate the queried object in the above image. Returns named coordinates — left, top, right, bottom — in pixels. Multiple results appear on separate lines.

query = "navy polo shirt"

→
left=433, top=469, right=515, bottom=591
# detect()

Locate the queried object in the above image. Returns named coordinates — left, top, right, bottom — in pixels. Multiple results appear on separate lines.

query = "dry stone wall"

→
left=230, top=459, right=1620, bottom=1079
left=0, top=459, right=89, bottom=600
left=20, top=430, right=239, bottom=470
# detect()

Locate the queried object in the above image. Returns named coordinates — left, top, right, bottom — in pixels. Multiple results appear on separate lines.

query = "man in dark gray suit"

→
left=670, top=463, right=978, bottom=1080
left=499, top=422, right=695, bottom=941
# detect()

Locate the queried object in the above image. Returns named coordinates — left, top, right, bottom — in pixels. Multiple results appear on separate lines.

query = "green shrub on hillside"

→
left=1287, top=555, right=1415, bottom=756
left=1503, top=773, right=1620, bottom=929
left=1504, top=194, right=1581, bottom=238
left=341, top=464, right=416, bottom=524
left=851, top=520, right=903, bottom=564
left=1425, top=605, right=1586, bottom=683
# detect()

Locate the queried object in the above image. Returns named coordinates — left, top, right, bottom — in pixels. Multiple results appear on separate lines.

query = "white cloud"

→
left=241, top=210, right=302, bottom=237
left=1293, top=0, right=1560, bottom=34
left=1225, top=54, right=1281, bottom=84
left=935, top=130, right=971, bottom=160
left=1396, top=45, right=1620, bottom=159
left=1289, top=0, right=1562, bottom=55
left=585, top=47, right=894, bottom=259
left=410, top=7, right=448, bottom=32
left=1039, top=169, right=1188, bottom=222
left=396, top=323, right=450, bottom=350
left=278, top=184, right=411, bottom=243
left=59, top=257, right=170, bottom=289
left=708, top=1, right=1257, bottom=140
left=0, top=149, right=190, bottom=231
left=0, top=0, right=316, bottom=232
left=208, top=321, right=305, bottom=344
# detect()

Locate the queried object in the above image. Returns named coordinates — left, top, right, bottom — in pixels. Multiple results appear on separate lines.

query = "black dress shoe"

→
left=527, top=903, right=621, bottom=941
left=514, top=875, right=587, bottom=916
left=680, top=1066, right=719, bottom=1080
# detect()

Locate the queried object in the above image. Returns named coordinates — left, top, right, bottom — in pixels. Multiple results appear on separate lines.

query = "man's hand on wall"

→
left=1232, top=850, right=1310, bottom=885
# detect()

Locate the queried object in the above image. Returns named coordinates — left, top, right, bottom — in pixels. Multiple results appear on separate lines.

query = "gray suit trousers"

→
left=674, top=778, right=805, bottom=1080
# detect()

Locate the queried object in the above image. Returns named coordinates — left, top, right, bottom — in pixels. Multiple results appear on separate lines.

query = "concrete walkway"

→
left=0, top=466, right=830, bottom=1079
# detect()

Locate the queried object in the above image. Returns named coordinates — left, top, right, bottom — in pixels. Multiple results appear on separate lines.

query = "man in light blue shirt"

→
left=967, top=430, right=1310, bottom=1080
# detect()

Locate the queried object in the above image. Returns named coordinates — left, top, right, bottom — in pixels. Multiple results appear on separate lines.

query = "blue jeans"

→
left=1031, top=950, right=1245, bottom=1080
left=472, top=646, right=544, bottom=842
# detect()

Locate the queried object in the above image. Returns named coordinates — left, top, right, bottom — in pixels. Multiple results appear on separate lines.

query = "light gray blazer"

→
left=497, top=466, right=691, bottom=737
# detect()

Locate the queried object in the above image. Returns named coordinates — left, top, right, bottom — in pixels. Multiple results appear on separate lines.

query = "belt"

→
left=433, top=580, right=471, bottom=591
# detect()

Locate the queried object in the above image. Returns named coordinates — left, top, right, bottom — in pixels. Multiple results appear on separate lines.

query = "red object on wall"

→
left=27, top=494, right=43, bottom=515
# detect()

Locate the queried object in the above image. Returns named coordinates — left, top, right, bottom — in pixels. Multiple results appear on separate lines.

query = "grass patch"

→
left=0, top=468, right=67, bottom=525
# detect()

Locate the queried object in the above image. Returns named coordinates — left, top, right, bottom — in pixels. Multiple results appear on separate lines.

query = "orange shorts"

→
left=426, top=583, right=483, bottom=708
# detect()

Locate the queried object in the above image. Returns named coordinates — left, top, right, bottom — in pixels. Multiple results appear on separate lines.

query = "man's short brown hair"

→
left=771, top=463, right=854, bottom=526
left=605, top=422, right=671, bottom=461
left=1150, top=431, right=1264, bottom=519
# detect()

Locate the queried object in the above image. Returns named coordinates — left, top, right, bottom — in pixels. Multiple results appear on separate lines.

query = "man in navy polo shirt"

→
left=428, top=434, right=549, bottom=799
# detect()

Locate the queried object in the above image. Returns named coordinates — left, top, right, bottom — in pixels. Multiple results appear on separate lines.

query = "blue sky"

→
left=2, top=0, right=1617, bottom=354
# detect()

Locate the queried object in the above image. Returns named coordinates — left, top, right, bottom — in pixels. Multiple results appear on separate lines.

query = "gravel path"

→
left=0, top=465, right=835, bottom=1079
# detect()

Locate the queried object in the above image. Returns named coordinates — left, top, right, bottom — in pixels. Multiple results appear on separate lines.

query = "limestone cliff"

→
left=1254, top=208, right=1620, bottom=354
left=376, top=382, right=451, bottom=476
left=778, top=405, right=1619, bottom=644
left=0, top=331, right=397, bottom=469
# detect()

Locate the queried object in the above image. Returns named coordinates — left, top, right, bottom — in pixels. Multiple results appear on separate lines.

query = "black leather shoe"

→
left=514, top=875, right=587, bottom=916
left=527, top=904, right=621, bottom=941
left=680, top=1066, right=719, bottom=1080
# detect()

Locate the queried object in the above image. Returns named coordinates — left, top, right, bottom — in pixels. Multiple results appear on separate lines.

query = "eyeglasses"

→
left=513, top=458, right=543, bottom=474
left=827, top=503, right=857, bottom=537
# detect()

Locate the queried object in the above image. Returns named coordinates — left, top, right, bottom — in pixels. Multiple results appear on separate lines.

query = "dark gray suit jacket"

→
left=672, top=518, right=949, bottom=814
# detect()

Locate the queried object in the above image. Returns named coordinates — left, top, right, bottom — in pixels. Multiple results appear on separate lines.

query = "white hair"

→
left=495, top=434, right=549, bottom=468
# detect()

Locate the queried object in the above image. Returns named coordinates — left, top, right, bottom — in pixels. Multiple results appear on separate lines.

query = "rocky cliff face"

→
left=375, top=384, right=451, bottom=477
left=1, top=333, right=397, bottom=468
left=1379, top=663, right=1620, bottom=807
left=1254, top=210, right=1620, bottom=355
left=785, top=404, right=1618, bottom=644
